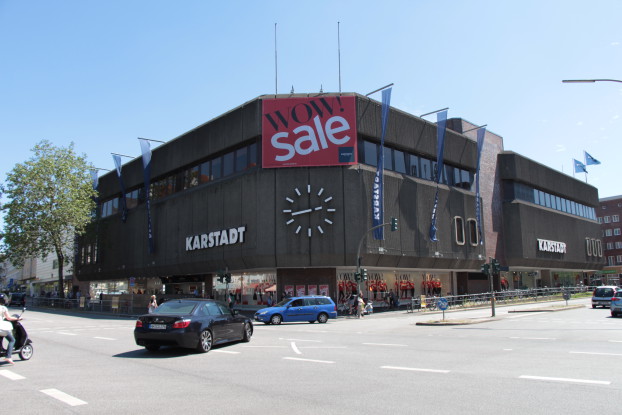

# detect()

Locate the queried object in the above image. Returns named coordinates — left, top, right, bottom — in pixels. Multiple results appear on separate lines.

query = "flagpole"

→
left=337, top=21, right=341, bottom=94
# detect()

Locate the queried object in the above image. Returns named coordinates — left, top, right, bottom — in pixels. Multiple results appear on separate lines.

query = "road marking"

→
left=381, top=366, right=450, bottom=374
left=609, top=340, right=622, bottom=343
left=240, top=345, right=287, bottom=348
left=290, top=342, right=302, bottom=355
left=283, top=357, right=334, bottom=364
left=40, top=389, right=87, bottom=406
left=519, top=375, right=610, bottom=385
left=503, top=349, right=513, bottom=351
left=509, top=337, right=556, bottom=340
left=363, top=343, right=408, bottom=347
left=281, top=338, right=321, bottom=342
left=94, top=337, right=116, bottom=341
left=57, top=332, right=78, bottom=336
left=0, top=370, right=26, bottom=380
left=570, top=351, right=622, bottom=357
left=212, top=350, right=240, bottom=354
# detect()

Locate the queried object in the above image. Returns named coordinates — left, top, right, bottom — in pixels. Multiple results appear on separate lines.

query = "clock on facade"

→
left=283, top=184, right=336, bottom=237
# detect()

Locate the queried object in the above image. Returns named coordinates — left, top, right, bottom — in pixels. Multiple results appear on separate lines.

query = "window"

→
left=607, top=242, right=614, bottom=250
left=186, top=166, right=199, bottom=188
left=408, top=154, right=419, bottom=177
left=606, top=229, right=612, bottom=237
left=363, top=141, right=378, bottom=166
left=420, top=158, right=432, bottom=180
left=394, top=149, right=406, bottom=173
left=383, top=147, right=393, bottom=171
left=617, top=255, right=622, bottom=264
left=235, top=147, right=248, bottom=172
left=608, top=256, right=615, bottom=266
left=604, top=216, right=611, bottom=223
left=614, top=215, right=620, bottom=222
left=454, top=217, right=465, bottom=245
left=199, top=161, right=210, bottom=183
left=615, top=228, right=621, bottom=236
left=211, top=157, right=222, bottom=180
left=615, top=242, right=622, bottom=249
left=467, top=218, right=479, bottom=246
left=223, top=151, right=235, bottom=177
left=248, top=142, right=257, bottom=168
left=598, top=217, right=603, bottom=224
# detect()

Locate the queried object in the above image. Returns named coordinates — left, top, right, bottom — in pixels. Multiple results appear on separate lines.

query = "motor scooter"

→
left=0, top=307, right=33, bottom=361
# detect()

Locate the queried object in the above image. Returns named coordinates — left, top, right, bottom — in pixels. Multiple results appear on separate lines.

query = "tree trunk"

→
left=57, top=251, right=65, bottom=299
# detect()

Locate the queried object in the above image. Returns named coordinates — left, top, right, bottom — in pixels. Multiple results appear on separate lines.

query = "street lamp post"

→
left=562, top=79, right=622, bottom=84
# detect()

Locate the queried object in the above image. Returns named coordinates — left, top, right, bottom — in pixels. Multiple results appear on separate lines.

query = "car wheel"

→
left=145, top=344, right=160, bottom=352
left=317, top=313, right=329, bottom=324
left=19, top=343, right=33, bottom=360
left=270, top=314, right=282, bottom=325
left=242, top=323, right=252, bottom=342
left=196, top=329, right=213, bottom=353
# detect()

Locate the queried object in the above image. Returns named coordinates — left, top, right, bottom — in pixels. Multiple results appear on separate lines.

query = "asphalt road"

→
left=1, top=298, right=620, bottom=414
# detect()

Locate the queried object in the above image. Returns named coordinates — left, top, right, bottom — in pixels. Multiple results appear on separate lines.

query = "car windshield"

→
left=274, top=298, right=292, bottom=307
left=153, top=301, right=197, bottom=314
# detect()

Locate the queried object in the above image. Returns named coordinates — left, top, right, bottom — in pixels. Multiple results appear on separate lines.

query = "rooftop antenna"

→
left=274, top=23, right=278, bottom=95
left=291, top=85, right=294, bottom=94
left=338, top=21, right=342, bottom=93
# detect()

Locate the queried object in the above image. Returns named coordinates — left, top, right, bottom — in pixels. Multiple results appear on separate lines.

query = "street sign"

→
left=437, top=297, right=449, bottom=311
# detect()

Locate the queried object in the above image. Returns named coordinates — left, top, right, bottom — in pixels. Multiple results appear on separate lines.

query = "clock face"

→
left=283, top=184, right=336, bottom=237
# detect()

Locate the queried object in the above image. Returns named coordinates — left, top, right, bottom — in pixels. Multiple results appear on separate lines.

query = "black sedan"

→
left=134, top=299, right=253, bottom=353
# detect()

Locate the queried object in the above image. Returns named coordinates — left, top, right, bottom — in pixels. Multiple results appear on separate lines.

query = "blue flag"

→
left=574, top=159, right=587, bottom=173
left=429, top=110, right=448, bottom=241
left=474, top=127, right=486, bottom=245
left=112, top=155, right=128, bottom=222
left=584, top=151, right=601, bottom=165
left=139, top=139, right=155, bottom=253
left=372, top=88, right=392, bottom=240
left=90, top=169, right=99, bottom=191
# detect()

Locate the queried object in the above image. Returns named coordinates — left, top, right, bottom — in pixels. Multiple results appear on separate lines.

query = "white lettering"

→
left=324, top=116, right=350, bottom=145
left=200, top=234, right=208, bottom=249
left=537, top=238, right=566, bottom=254
left=186, top=226, right=247, bottom=251
left=292, top=125, right=320, bottom=155
left=220, top=229, right=229, bottom=245
left=185, top=237, right=193, bottom=251
left=192, top=236, right=200, bottom=250
left=272, top=132, right=295, bottom=161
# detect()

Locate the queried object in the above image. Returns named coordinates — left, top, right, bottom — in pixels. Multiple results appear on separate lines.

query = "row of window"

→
left=360, top=140, right=474, bottom=190
left=504, top=181, right=597, bottom=220
left=605, top=242, right=622, bottom=250
left=603, top=228, right=621, bottom=237
left=101, top=142, right=258, bottom=218
left=607, top=256, right=622, bottom=266
left=598, top=215, right=620, bottom=223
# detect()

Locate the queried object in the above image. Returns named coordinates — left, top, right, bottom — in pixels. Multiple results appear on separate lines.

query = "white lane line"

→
left=283, top=357, right=335, bottom=364
left=381, top=366, right=450, bottom=374
left=40, top=389, right=87, bottom=406
left=290, top=342, right=302, bottom=355
left=509, top=337, right=556, bottom=340
left=281, top=338, right=321, bottom=342
left=519, top=375, right=610, bottom=385
left=240, top=345, right=287, bottom=348
left=506, top=314, right=540, bottom=319
left=94, top=337, right=116, bottom=341
left=609, top=340, right=622, bottom=343
left=570, top=351, right=622, bottom=357
left=212, top=350, right=240, bottom=354
left=0, top=370, right=26, bottom=380
left=503, top=349, right=513, bottom=351
left=57, top=332, right=77, bottom=336
left=363, top=343, right=408, bottom=347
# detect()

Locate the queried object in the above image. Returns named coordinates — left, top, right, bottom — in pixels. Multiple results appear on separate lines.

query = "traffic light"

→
left=491, top=259, right=500, bottom=275
left=217, top=273, right=224, bottom=283
left=361, top=269, right=368, bottom=281
left=391, top=217, right=398, bottom=231
left=224, top=273, right=232, bottom=284
left=480, top=263, right=490, bottom=276
left=354, top=271, right=361, bottom=282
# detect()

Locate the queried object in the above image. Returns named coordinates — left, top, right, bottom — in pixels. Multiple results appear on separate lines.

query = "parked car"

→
left=610, top=290, right=622, bottom=317
left=254, top=295, right=337, bottom=325
left=591, top=286, right=620, bottom=309
left=134, top=299, right=253, bottom=353
left=9, top=293, right=26, bottom=307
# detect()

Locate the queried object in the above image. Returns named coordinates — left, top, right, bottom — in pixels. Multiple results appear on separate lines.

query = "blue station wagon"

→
left=254, top=296, right=337, bottom=324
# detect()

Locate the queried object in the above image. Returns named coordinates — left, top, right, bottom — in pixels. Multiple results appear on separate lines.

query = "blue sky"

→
left=1, top=0, right=621, bottom=225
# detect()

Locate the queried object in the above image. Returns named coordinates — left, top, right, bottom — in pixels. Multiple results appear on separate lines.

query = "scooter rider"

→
left=0, top=294, right=22, bottom=365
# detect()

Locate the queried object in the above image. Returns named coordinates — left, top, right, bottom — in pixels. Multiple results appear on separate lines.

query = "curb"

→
left=507, top=304, right=585, bottom=313
left=415, top=318, right=499, bottom=326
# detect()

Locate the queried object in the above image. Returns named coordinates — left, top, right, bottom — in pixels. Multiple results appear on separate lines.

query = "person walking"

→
left=0, top=294, right=21, bottom=365
left=357, top=292, right=366, bottom=318
left=147, top=295, right=158, bottom=314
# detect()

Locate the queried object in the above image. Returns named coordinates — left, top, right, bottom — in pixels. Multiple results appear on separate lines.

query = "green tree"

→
left=0, top=140, right=96, bottom=298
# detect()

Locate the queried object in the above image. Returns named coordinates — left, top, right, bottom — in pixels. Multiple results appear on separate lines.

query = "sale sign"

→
left=262, top=96, right=357, bottom=168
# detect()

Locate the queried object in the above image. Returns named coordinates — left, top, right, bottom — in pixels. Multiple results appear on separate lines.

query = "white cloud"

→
left=555, top=144, right=566, bottom=152
left=612, top=42, right=620, bottom=46
left=576, top=121, right=583, bottom=126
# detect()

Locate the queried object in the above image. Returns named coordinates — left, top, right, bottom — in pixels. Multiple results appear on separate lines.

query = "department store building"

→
left=74, top=93, right=604, bottom=306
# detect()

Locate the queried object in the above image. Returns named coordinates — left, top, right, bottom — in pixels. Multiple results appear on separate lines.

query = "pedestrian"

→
left=0, top=294, right=21, bottom=365
left=357, top=292, right=365, bottom=318
left=148, top=295, right=158, bottom=314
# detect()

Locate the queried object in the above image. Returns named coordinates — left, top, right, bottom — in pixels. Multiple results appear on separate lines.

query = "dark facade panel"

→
left=502, top=201, right=604, bottom=269
left=498, top=152, right=598, bottom=205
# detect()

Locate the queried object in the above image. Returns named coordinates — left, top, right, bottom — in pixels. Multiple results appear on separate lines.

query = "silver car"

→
left=591, top=286, right=620, bottom=309
left=610, top=290, right=622, bottom=318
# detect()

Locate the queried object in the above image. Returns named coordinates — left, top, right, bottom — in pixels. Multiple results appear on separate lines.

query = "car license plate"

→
left=149, top=324, right=166, bottom=330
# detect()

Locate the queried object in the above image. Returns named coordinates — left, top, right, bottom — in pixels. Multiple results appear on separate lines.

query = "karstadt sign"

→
left=537, top=238, right=566, bottom=254
left=186, top=226, right=247, bottom=251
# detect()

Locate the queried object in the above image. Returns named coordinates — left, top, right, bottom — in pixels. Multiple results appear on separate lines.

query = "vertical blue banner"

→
left=475, top=127, right=486, bottom=245
left=429, top=110, right=448, bottom=242
left=139, top=139, right=155, bottom=254
left=372, top=88, right=392, bottom=240
left=112, top=155, right=128, bottom=222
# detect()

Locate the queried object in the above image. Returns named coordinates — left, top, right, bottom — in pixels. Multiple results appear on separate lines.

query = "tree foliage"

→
left=0, top=140, right=96, bottom=297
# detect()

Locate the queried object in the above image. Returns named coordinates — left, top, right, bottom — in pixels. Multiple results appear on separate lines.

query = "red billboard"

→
left=262, top=96, right=357, bottom=168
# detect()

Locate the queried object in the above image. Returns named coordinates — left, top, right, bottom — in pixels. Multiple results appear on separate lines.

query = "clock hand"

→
left=291, top=208, right=313, bottom=216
